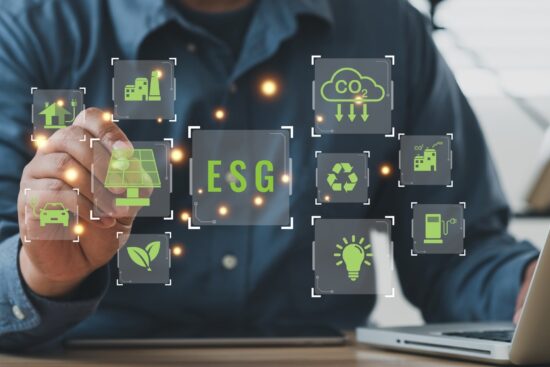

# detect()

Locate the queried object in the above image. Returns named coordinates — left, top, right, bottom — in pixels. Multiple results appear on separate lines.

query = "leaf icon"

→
left=145, top=241, right=161, bottom=262
left=127, top=246, right=151, bottom=271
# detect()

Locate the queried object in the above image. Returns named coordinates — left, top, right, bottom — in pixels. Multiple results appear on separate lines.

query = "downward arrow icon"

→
left=361, top=104, right=369, bottom=122
left=348, top=104, right=356, bottom=122
left=335, top=104, right=343, bottom=122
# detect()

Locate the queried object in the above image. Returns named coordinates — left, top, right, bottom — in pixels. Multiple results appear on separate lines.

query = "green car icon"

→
left=39, top=202, right=70, bottom=227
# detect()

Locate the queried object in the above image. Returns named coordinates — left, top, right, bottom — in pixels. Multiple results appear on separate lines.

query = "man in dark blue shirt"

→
left=0, top=0, right=539, bottom=351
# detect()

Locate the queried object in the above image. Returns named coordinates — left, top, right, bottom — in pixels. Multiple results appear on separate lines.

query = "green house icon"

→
left=39, top=99, right=77, bottom=129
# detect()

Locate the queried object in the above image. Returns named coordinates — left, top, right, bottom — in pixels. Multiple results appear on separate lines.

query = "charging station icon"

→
left=424, top=213, right=457, bottom=244
left=412, top=204, right=464, bottom=255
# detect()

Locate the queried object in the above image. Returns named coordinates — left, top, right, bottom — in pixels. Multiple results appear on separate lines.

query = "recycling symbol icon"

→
left=326, top=162, right=358, bottom=192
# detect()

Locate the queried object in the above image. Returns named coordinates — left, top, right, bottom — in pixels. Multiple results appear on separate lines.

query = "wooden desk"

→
left=0, top=339, right=490, bottom=367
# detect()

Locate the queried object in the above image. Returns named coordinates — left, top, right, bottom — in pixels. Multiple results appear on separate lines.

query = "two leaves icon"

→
left=127, top=241, right=161, bottom=272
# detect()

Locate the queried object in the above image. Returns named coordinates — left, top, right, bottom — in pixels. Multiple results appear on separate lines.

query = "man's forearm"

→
left=422, top=233, right=539, bottom=322
left=0, top=234, right=108, bottom=352
left=19, top=246, right=86, bottom=298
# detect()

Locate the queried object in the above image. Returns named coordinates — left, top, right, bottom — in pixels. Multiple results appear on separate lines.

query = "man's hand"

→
left=513, top=260, right=538, bottom=324
left=18, top=108, right=145, bottom=298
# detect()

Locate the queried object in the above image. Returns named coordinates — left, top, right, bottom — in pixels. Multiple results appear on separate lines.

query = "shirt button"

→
left=12, top=305, right=25, bottom=320
left=187, top=43, right=197, bottom=53
left=221, top=254, right=238, bottom=270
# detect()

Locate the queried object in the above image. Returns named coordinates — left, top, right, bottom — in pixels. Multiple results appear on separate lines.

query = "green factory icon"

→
left=413, top=141, right=443, bottom=172
left=124, top=70, right=162, bottom=102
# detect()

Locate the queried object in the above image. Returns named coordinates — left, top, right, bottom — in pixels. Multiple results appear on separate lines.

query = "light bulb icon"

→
left=334, top=235, right=373, bottom=282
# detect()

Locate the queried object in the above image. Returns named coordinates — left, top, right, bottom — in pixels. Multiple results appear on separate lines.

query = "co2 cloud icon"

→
left=320, top=67, right=385, bottom=103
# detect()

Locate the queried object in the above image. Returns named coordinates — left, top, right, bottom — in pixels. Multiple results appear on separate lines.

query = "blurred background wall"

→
left=370, top=0, right=550, bottom=327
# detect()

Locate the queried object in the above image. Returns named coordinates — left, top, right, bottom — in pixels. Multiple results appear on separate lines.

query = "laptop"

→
left=357, top=231, right=550, bottom=365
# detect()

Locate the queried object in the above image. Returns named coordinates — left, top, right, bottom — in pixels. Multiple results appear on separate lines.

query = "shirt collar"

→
left=291, top=0, right=333, bottom=24
left=108, top=0, right=333, bottom=61
left=108, top=0, right=175, bottom=59
left=232, top=0, right=333, bottom=79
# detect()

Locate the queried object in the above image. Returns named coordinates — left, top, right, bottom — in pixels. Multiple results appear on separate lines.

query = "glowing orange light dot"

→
left=281, top=174, right=290, bottom=183
left=157, top=117, right=163, bottom=124
left=73, top=224, right=84, bottom=235
left=180, top=211, right=190, bottom=222
left=218, top=205, right=229, bottom=216
left=172, top=244, right=185, bottom=257
left=380, top=164, right=392, bottom=176
left=155, top=69, right=163, bottom=78
left=354, top=95, right=364, bottom=105
left=56, top=99, right=64, bottom=107
left=64, top=168, right=78, bottom=182
left=102, top=112, right=112, bottom=122
left=213, top=108, right=226, bottom=121
left=171, top=148, right=184, bottom=162
left=316, top=115, right=324, bottom=123
left=324, top=195, right=331, bottom=202
left=260, top=79, right=278, bottom=97
left=197, top=188, right=204, bottom=194
left=33, top=135, right=48, bottom=149
left=253, top=196, right=264, bottom=206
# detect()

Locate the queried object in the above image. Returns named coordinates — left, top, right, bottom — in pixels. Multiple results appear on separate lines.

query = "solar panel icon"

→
left=105, top=148, right=161, bottom=207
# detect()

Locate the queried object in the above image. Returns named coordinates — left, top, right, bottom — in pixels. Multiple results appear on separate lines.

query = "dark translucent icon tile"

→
left=412, top=204, right=464, bottom=255
left=314, top=58, right=392, bottom=135
left=314, top=219, right=393, bottom=295
left=91, top=141, right=172, bottom=218
left=23, top=189, right=79, bottom=241
left=113, top=60, right=175, bottom=120
left=191, top=130, right=291, bottom=226
left=118, top=234, right=170, bottom=284
left=317, top=153, right=369, bottom=203
left=32, top=89, right=84, bottom=138
left=400, top=135, right=452, bottom=186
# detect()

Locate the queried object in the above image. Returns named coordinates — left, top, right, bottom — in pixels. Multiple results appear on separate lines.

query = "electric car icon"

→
left=39, top=202, right=70, bottom=227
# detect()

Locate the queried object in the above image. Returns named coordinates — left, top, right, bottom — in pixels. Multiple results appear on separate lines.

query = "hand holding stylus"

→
left=17, top=108, right=146, bottom=298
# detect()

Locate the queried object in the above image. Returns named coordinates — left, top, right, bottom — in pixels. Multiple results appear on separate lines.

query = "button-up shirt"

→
left=0, top=0, right=539, bottom=351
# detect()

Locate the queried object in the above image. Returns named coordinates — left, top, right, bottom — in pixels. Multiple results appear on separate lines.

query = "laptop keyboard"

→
left=443, top=330, right=515, bottom=342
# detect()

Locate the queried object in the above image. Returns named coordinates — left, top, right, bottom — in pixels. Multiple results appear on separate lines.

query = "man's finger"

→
left=72, top=108, right=132, bottom=153
left=513, top=260, right=538, bottom=325
left=40, top=125, right=125, bottom=195
left=26, top=152, right=138, bottom=216
left=513, top=310, right=521, bottom=325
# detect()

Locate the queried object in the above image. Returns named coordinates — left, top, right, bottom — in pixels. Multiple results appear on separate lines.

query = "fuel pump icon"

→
left=424, top=213, right=457, bottom=244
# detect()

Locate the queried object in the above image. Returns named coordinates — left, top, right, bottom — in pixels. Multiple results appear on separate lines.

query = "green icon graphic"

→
left=39, top=98, right=77, bottom=129
left=127, top=241, right=161, bottom=272
left=413, top=141, right=443, bottom=172
left=105, top=148, right=161, bottom=207
left=424, top=213, right=457, bottom=244
left=320, top=67, right=385, bottom=123
left=326, top=162, right=358, bottom=192
left=29, top=196, right=70, bottom=227
left=333, top=235, right=373, bottom=281
left=124, top=70, right=162, bottom=102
